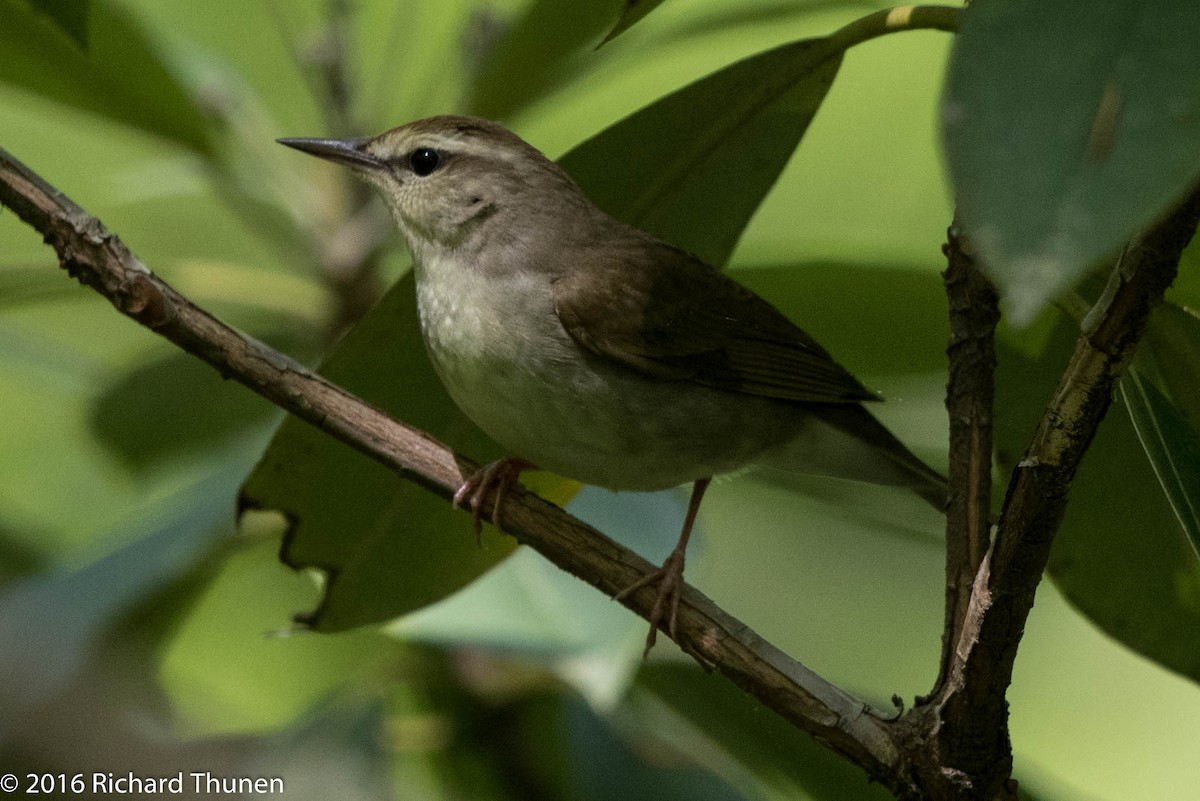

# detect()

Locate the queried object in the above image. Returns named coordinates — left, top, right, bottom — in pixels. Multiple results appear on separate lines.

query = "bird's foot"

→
left=453, top=457, right=536, bottom=544
left=615, top=546, right=687, bottom=658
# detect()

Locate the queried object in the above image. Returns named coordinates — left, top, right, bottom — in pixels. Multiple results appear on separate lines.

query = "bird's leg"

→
left=616, top=477, right=711, bottom=657
left=453, top=457, right=537, bottom=544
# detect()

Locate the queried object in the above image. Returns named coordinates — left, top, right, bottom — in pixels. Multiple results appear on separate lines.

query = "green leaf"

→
left=1141, top=303, right=1200, bottom=432
left=995, top=317, right=1200, bottom=684
left=0, top=0, right=213, bottom=155
left=89, top=326, right=313, bottom=475
left=602, top=0, right=667, bottom=43
left=1168, top=236, right=1200, bottom=309
left=561, top=693, right=744, bottom=801
left=159, top=537, right=402, bottom=734
left=0, top=472, right=235, bottom=731
left=942, top=0, right=1200, bottom=325
left=466, top=0, right=622, bottom=120
left=1121, top=370, right=1200, bottom=559
left=241, top=276, right=527, bottom=632
left=27, top=0, right=89, bottom=48
left=636, top=664, right=893, bottom=800
left=0, top=265, right=82, bottom=309
left=733, top=261, right=948, bottom=375
left=667, top=1, right=882, bottom=42
left=1125, top=303, right=1200, bottom=559
left=560, top=35, right=843, bottom=267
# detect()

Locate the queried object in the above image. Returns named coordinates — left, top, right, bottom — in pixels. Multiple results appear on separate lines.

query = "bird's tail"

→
left=759, top=403, right=947, bottom=511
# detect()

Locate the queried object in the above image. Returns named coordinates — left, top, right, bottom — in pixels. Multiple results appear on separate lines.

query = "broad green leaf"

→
left=1169, top=236, right=1200, bottom=310
left=0, top=473, right=235, bottom=733
left=667, top=1, right=890, bottom=42
left=562, top=693, right=744, bottom=801
left=0, top=265, right=82, bottom=309
left=0, top=0, right=212, bottom=155
left=733, top=261, right=947, bottom=376
left=1126, top=303, right=1200, bottom=559
left=89, top=326, right=311, bottom=474
left=466, top=0, right=622, bottom=120
left=1141, top=303, right=1200, bottom=432
left=1122, top=370, right=1200, bottom=560
left=602, top=0, right=668, bottom=43
left=636, top=664, right=893, bottom=800
left=942, top=0, right=1200, bottom=325
left=995, top=317, right=1200, bottom=684
left=240, top=276, right=526, bottom=632
left=560, top=35, right=844, bottom=267
left=159, top=537, right=402, bottom=735
left=28, top=0, right=89, bottom=48
left=251, top=34, right=845, bottom=632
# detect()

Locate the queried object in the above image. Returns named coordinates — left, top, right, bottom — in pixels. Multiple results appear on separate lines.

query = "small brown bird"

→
left=280, top=116, right=945, bottom=653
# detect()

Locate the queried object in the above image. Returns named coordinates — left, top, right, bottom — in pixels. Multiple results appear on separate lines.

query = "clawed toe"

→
left=615, top=549, right=687, bottom=658
left=614, top=478, right=710, bottom=657
left=453, top=458, right=535, bottom=543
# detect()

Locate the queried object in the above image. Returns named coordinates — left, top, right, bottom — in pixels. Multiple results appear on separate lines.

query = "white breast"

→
left=416, top=251, right=603, bottom=472
left=414, top=251, right=797, bottom=491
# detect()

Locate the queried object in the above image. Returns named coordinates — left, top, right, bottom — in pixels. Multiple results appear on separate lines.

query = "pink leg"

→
left=453, top=457, right=536, bottom=544
left=615, top=477, right=711, bottom=657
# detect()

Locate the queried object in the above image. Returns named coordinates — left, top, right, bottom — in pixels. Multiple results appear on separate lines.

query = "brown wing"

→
left=552, top=239, right=876, bottom=404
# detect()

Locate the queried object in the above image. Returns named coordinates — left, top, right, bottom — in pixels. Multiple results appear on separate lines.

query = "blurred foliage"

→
left=1, top=0, right=1200, bottom=799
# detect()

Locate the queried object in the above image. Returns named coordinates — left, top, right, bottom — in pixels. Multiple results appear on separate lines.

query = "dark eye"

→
left=409, top=147, right=441, bottom=176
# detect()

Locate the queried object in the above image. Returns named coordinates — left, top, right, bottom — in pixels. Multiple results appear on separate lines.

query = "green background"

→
left=2, top=1, right=1198, bottom=799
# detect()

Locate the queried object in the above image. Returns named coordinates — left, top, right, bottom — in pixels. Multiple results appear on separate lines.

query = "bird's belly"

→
left=443, top=357, right=794, bottom=491
left=418, top=275, right=792, bottom=491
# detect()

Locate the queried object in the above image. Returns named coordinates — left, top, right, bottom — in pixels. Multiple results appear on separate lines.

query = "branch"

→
left=918, top=187, right=1200, bottom=800
left=0, top=147, right=908, bottom=791
left=933, top=220, right=998, bottom=694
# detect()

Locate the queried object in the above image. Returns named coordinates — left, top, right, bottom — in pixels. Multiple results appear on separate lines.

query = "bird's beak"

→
left=276, top=136, right=382, bottom=168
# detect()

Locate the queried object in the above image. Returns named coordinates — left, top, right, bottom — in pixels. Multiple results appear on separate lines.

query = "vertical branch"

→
left=921, top=187, right=1200, bottom=801
left=318, top=0, right=356, bottom=134
left=310, top=0, right=388, bottom=335
left=267, top=0, right=389, bottom=336
left=934, top=219, right=998, bottom=694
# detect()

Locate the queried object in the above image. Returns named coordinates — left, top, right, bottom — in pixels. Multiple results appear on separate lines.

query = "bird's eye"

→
left=409, top=148, right=441, bottom=176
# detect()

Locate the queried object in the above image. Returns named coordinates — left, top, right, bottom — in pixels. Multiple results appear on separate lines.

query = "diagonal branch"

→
left=0, top=147, right=907, bottom=792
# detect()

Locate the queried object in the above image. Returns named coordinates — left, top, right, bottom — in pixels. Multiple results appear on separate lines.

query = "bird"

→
left=278, top=115, right=946, bottom=653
